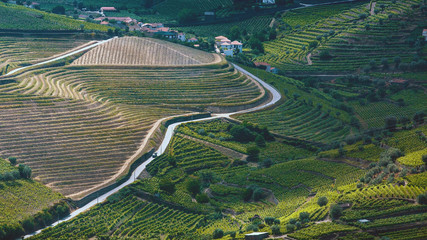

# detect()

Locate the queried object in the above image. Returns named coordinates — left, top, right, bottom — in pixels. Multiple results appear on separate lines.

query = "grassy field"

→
left=0, top=2, right=111, bottom=31
left=72, top=37, right=217, bottom=66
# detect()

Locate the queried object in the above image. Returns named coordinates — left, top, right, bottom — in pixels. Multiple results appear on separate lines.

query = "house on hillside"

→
left=178, top=33, right=186, bottom=42
left=254, top=62, right=278, bottom=74
left=100, top=7, right=117, bottom=12
left=230, top=40, right=243, bottom=53
left=141, top=23, right=164, bottom=30
left=95, top=17, right=136, bottom=25
left=423, top=29, right=427, bottom=41
left=188, top=37, right=198, bottom=43
left=216, top=36, right=243, bottom=56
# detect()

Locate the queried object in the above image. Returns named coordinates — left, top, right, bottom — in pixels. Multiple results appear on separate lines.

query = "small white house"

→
left=423, top=29, right=427, bottom=41
left=223, top=49, right=234, bottom=56
left=178, top=33, right=186, bottom=42
left=231, top=41, right=243, bottom=53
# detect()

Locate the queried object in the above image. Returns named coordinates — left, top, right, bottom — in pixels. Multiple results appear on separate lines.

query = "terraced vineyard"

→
left=72, top=37, right=217, bottom=66
left=237, top=99, right=351, bottom=144
left=176, top=15, right=273, bottom=38
left=154, top=0, right=233, bottom=17
left=29, top=194, right=205, bottom=240
left=257, top=0, right=424, bottom=73
left=0, top=36, right=264, bottom=199
left=0, top=92, right=166, bottom=197
left=0, top=179, right=63, bottom=227
left=0, top=37, right=90, bottom=75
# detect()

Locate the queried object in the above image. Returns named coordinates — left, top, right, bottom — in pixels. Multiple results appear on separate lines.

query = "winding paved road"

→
left=22, top=41, right=282, bottom=238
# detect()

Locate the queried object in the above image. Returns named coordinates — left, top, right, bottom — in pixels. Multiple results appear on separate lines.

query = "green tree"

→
left=299, top=212, right=310, bottom=223
left=413, top=111, right=426, bottom=125
left=229, top=26, right=240, bottom=40
left=8, top=156, right=17, bottom=166
left=255, top=135, right=266, bottom=147
left=417, top=193, right=427, bottom=204
left=317, top=196, right=328, bottom=206
left=177, top=8, right=197, bottom=24
left=18, top=164, right=32, bottom=179
left=385, top=116, right=397, bottom=131
left=246, top=146, right=260, bottom=162
left=187, top=179, right=201, bottom=196
left=248, top=36, right=264, bottom=54
left=159, top=179, right=176, bottom=194
left=196, top=193, right=209, bottom=203
left=271, top=225, right=281, bottom=235
left=52, top=5, right=66, bottom=14
left=330, top=204, right=343, bottom=220
left=286, top=223, right=295, bottom=232
left=213, top=229, right=224, bottom=239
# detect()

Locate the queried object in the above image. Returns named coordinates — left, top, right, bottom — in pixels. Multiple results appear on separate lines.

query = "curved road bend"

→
left=23, top=48, right=282, bottom=239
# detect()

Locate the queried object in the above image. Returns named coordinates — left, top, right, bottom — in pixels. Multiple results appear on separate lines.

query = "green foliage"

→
left=417, top=193, right=427, bottom=205
left=271, top=224, right=281, bottom=235
left=8, top=157, right=16, bottom=166
left=187, top=178, right=201, bottom=196
left=317, top=196, right=328, bottom=207
left=329, top=204, right=343, bottom=220
left=178, top=8, right=198, bottom=24
left=196, top=193, right=210, bottom=203
left=246, top=146, right=260, bottom=162
left=213, top=228, right=224, bottom=239
left=159, top=179, right=176, bottom=194
left=0, top=2, right=111, bottom=31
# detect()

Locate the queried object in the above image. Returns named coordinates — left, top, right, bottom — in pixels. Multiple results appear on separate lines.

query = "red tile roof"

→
left=231, top=41, right=242, bottom=45
left=254, top=62, right=271, bottom=67
left=101, top=7, right=117, bottom=11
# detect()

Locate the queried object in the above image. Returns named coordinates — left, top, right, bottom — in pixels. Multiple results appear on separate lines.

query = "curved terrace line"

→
left=20, top=40, right=281, bottom=238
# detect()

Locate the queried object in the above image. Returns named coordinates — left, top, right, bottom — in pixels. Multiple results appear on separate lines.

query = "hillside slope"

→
left=72, top=37, right=218, bottom=66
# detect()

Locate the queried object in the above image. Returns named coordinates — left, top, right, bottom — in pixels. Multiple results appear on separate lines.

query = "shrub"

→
left=246, top=224, right=258, bottom=232
left=286, top=223, right=295, bottom=232
left=247, top=146, right=260, bottom=162
left=309, top=41, right=318, bottom=49
left=319, top=50, right=332, bottom=60
left=230, top=125, right=255, bottom=142
left=417, top=193, right=427, bottom=204
left=8, top=157, right=17, bottom=165
left=253, top=188, right=265, bottom=201
left=187, top=179, right=201, bottom=196
left=197, top=128, right=207, bottom=136
left=317, top=196, right=328, bottom=206
left=255, top=135, right=266, bottom=147
left=243, top=188, right=253, bottom=201
left=159, top=179, right=176, bottom=194
left=264, top=217, right=275, bottom=225
left=271, top=225, right=281, bottom=235
left=299, top=212, right=310, bottom=223
left=289, top=218, right=297, bottom=224
left=18, top=164, right=32, bottom=179
left=196, top=193, right=209, bottom=203
left=213, top=229, right=224, bottom=239
left=330, top=204, right=343, bottom=220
